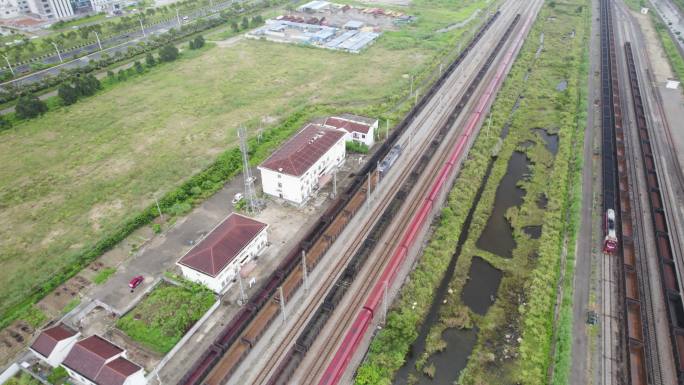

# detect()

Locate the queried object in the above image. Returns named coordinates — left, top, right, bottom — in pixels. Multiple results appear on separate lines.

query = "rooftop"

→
left=30, top=323, right=76, bottom=358
left=324, top=116, right=375, bottom=134
left=94, top=357, right=142, bottom=385
left=259, top=124, right=345, bottom=176
left=178, top=213, right=268, bottom=277
left=63, top=335, right=123, bottom=382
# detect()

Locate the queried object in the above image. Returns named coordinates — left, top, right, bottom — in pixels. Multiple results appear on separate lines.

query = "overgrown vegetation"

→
left=93, top=267, right=117, bottom=285
left=4, top=373, right=41, bottom=385
left=356, top=1, right=588, bottom=384
left=116, top=280, right=215, bottom=353
left=0, top=0, right=492, bottom=330
left=46, top=366, right=68, bottom=385
left=345, top=141, right=370, bottom=153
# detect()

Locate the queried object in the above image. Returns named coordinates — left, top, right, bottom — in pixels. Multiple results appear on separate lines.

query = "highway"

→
left=0, top=0, right=238, bottom=89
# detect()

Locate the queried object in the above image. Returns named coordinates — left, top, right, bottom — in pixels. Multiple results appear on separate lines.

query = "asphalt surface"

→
left=1, top=0, right=237, bottom=88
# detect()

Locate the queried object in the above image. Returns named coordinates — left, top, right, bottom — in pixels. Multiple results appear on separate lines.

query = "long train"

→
left=178, top=10, right=503, bottom=385
left=625, top=41, right=684, bottom=384
left=316, top=6, right=539, bottom=385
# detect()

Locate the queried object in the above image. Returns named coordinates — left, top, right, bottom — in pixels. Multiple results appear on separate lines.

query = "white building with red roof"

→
left=258, top=123, right=346, bottom=204
left=177, top=213, right=268, bottom=293
left=61, top=335, right=145, bottom=385
left=30, top=323, right=79, bottom=367
left=323, top=114, right=378, bottom=148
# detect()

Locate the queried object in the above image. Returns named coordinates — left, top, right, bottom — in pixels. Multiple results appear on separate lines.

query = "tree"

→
left=189, top=35, right=204, bottom=50
left=158, top=44, right=179, bottom=62
left=0, top=114, right=11, bottom=131
left=241, top=16, right=249, bottom=30
left=145, top=52, right=156, bottom=67
left=74, top=74, right=100, bottom=97
left=134, top=60, right=144, bottom=73
left=15, top=94, right=47, bottom=119
left=230, top=21, right=239, bottom=32
left=47, top=366, right=68, bottom=385
left=251, top=15, right=263, bottom=27
left=58, top=83, right=78, bottom=105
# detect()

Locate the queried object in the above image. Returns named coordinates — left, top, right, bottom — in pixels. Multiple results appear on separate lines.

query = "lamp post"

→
left=51, top=42, right=63, bottom=63
left=2, top=55, right=14, bottom=76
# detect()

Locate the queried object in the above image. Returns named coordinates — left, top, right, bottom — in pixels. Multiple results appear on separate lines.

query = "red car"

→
left=129, top=275, right=144, bottom=289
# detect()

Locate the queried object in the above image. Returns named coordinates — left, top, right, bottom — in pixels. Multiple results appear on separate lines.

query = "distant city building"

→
left=17, top=0, right=73, bottom=19
left=30, top=323, right=79, bottom=367
left=177, top=213, right=268, bottom=293
left=258, top=123, right=346, bottom=204
left=323, top=114, right=377, bottom=148
left=89, top=0, right=123, bottom=14
left=0, top=0, right=21, bottom=19
left=62, top=335, right=146, bottom=385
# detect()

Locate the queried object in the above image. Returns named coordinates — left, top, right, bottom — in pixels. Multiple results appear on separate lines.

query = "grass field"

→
left=116, top=280, right=215, bottom=353
left=0, top=0, right=492, bottom=325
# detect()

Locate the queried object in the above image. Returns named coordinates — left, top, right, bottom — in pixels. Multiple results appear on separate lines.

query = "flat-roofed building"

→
left=177, top=213, right=268, bottom=293
left=258, top=124, right=345, bottom=204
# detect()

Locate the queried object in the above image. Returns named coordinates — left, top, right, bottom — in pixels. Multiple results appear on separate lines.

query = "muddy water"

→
left=533, top=127, right=559, bottom=155
left=461, top=257, right=502, bottom=315
left=393, top=161, right=494, bottom=385
left=476, top=151, right=531, bottom=258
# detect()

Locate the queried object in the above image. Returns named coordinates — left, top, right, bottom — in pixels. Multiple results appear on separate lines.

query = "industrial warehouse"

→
left=246, top=1, right=412, bottom=53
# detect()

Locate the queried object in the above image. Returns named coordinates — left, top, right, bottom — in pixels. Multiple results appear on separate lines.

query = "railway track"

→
left=180, top=7, right=509, bottom=385
left=300, top=2, right=543, bottom=384
left=624, top=41, right=684, bottom=384
left=292, top=11, right=524, bottom=385
left=245, top=8, right=522, bottom=385
left=598, top=1, right=649, bottom=384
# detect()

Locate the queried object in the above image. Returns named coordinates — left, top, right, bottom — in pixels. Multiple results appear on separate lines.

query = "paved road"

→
left=570, top=0, right=601, bottom=383
left=650, top=0, right=684, bottom=54
left=1, top=0, right=238, bottom=88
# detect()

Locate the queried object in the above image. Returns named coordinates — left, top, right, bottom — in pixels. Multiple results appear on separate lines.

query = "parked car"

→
left=129, top=275, right=144, bottom=289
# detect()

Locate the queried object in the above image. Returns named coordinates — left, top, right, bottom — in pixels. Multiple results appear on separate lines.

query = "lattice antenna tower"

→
left=238, top=126, right=258, bottom=214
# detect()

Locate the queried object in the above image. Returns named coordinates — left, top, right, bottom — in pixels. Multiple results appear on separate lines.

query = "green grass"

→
left=0, top=0, right=491, bottom=328
left=20, top=305, right=48, bottom=328
left=93, top=267, right=117, bottom=285
left=51, top=13, right=109, bottom=30
left=62, top=297, right=81, bottom=314
left=116, top=281, right=215, bottom=353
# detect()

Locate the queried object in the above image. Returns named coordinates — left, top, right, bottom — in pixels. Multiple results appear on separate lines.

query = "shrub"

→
left=346, top=141, right=369, bottom=154
left=158, top=44, right=179, bottom=62
left=15, top=94, right=47, bottom=119
left=47, top=366, right=68, bottom=385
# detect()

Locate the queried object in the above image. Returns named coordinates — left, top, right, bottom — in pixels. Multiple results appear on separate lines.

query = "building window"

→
left=277, top=174, right=281, bottom=178
left=277, top=182, right=282, bottom=188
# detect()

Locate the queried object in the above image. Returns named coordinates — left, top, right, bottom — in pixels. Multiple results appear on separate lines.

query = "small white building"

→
left=62, top=335, right=146, bottom=385
left=297, top=0, right=329, bottom=13
left=30, top=323, right=79, bottom=367
left=177, top=213, right=268, bottom=293
left=258, top=124, right=346, bottom=204
left=323, top=114, right=378, bottom=148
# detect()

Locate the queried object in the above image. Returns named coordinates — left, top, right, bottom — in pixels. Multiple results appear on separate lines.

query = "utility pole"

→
left=94, top=31, right=103, bottom=51
left=154, top=196, right=164, bottom=221
left=2, top=55, right=13, bottom=76
left=332, top=168, right=337, bottom=198
left=176, top=8, right=181, bottom=26
left=238, top=126, right=259, bottom=214
left=381, top=281, right=388, bottom=324
left=236, top=267, right=247, bottom=305
left=439, top=62, right=443, bottom=76
left=51, top=42, right=63, bottom=63
left=139, top=19, right=146, bottom=37
left=486, top=114, right=492, bottom=138
left=302, top=250, right=308, bottom=292
left=409, top=74, right=413, bottom=98
left=367, top=172, right=372, bottom=209
left=385, top=119, right=389, bottom=140
left=279, top=286, right=287, bottom=323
